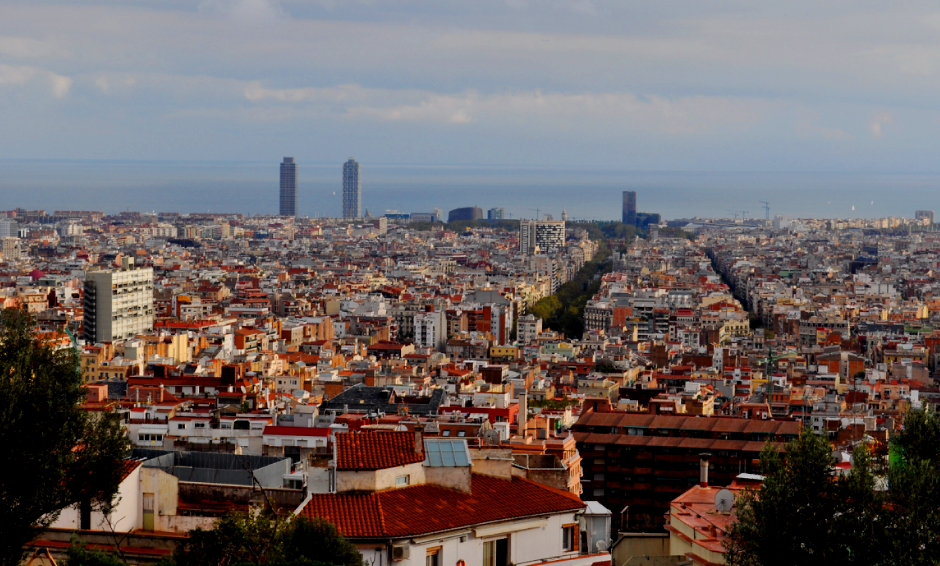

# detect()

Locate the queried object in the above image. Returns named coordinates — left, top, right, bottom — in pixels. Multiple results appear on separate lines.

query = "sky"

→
left=1, top=0, right=940, bottom=171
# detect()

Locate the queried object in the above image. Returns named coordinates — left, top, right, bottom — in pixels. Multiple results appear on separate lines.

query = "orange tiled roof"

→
left=301, top=474, right=584, bottom=538
left=335, top=431, right=424, bottom=471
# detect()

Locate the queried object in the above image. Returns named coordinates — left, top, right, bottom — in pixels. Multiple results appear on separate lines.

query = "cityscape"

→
left=4, top=2, right=940, bottom=566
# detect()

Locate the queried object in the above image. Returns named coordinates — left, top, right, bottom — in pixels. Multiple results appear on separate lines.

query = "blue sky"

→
left=1, top=0, right=939, bottom=171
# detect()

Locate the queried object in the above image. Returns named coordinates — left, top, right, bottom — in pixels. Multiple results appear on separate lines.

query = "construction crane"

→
left=759, top=201, right=770, bottom=220
left=738, top=210, right=749, bottom=219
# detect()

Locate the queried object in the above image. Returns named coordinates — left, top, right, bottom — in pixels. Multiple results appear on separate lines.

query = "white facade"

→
left=518, top=314, right=543, bottom=344
left=414, top=309, right=446, bottom=351
left=83, top=259, right=155, bottom=343
left=354, top=512, right=608, bottom=566
left=0, top=219, right=18, bottom=238
left=520, top=219, right=566, bottom=255
left=0, top=237, right=21, bottom=261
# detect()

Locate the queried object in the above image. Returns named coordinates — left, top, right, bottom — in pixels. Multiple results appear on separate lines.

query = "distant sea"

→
left=1, top=159, right=939, bottom=221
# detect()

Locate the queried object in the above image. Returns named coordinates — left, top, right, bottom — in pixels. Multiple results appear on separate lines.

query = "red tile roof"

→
left=301, top=474, right=584, bottom=538
left=335, top=431, right=424, bottom=471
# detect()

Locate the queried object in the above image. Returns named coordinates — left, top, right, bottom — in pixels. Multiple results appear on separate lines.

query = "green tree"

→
left=725, top=429, right=884, bottom=566
left=63, top=536, right=125, bottom=566
left=0, top=308, right=130, bottom=566
left=171, top=512, right=364, bottom=566
left=882, top=409, right=940, bottom=565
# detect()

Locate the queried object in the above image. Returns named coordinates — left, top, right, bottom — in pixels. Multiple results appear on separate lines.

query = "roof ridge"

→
left=502, top=474, right=585, bottom=504
left=373, top=492, right=387, bottom=535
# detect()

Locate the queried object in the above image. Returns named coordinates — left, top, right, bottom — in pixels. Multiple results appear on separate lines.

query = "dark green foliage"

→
left=527, top=242, right=610, bottom=338
left=276, top=515, right=364, bottom=566
left=170, top=512, right=364, bottom=566
left=63, top=537, right=125, bottom=566
left=882, top=409, right=940, bottom=565
left=0, top=308, right=130, bottom=566
left=726, top=411, right=940, bottom=566
left=567, top=222, right=645, bottom=241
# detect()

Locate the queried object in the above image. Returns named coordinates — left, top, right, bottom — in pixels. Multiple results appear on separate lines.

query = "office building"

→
left=83, top=257, right=154, bottom=343
left=0, top=219, right=18, bottom=238
left=488, top=207, right=505, bottom=220
left=343, top=158, right=361, bottom=219
left=520, top=219, right=566, bottom=256
left=448, top=207, right=483, bottom=222
left=622, top=191, right=637, bottom=225
left=279, top=157, right=297, bottom=217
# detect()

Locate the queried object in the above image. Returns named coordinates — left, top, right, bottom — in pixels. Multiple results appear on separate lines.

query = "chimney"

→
left=414, top=423, right=425, bottom=455
left=517, top=392, right=528, bottom=437
left=700, top=453, right=711, bottom=487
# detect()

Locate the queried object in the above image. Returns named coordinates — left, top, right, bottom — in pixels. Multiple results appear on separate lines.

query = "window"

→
left=426, top=546, right=441, bottom=566
left=442, top=430, right=451, bottom=437
left=457, top=430, right=466, bottom=437
left=395, top=475, right=410, bottom=487
left=178, top=423, right=185, bottom=430
left=483, top=538, right=509, bottom=566
left=562, top=524, right=580, bottom=552
left=195, top=422, right=206, bottom=428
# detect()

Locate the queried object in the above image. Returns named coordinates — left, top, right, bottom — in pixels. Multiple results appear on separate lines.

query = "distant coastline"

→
left=1, top=159, right=937, bottom=221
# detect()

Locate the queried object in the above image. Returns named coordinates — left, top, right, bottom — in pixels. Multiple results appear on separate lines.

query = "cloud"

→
left=199, top=0, right=287, bottom=23
left=239, top=81, right=766, bottom=133
left=870, top=112, right=894, bottom=138
left=559, top=0, right=598, bottom=16
left=0, top=63, right=71, bottom=98
left=797, top=116, right=853, bottom=140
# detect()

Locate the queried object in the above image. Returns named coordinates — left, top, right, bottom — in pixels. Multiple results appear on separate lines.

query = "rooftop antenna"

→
left=715, top=488, right=734, bottom=513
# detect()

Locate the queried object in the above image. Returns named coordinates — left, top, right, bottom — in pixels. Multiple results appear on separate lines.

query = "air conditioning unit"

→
left=391, top=545, right=410, bottom=561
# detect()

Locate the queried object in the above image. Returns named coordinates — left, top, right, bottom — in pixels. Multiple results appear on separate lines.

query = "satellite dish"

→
left=596, top=540, right=608, bottom=552
left=715, top=488, right=734, bottom=513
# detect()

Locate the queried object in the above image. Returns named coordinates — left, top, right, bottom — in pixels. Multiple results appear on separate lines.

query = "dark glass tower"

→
left=342, top=158, right=361, bottom=218
left=623, top=190, right=637, bottom=225
left=280, top=157, right=297, bottom=216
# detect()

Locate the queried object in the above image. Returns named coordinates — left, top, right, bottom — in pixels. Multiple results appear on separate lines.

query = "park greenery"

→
left=527, top=242, right=611, bottom=338
left=1, top=308, right=129, bottom=566
left=725, top=409, right=940, bottom=566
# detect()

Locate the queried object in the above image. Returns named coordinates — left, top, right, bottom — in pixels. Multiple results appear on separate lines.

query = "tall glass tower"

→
left=280, top=157, right=297, bottom=216
left=622, top=191, right=637, bottom=225
left=342, top=158, right=361, bottom=218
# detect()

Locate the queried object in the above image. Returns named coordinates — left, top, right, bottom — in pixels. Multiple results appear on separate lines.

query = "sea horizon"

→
left=1, top=158, right=938, bottom=222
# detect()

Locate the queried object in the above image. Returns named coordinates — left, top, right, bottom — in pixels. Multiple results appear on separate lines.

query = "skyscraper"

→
left=623, top=191, right=637, bottom=225
left=343, top=158, right=361, bottom=218
left=280, top=157, right=297, bottom=216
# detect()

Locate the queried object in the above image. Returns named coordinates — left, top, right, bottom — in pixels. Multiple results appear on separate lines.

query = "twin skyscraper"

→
left=279, top=157, right=361, bottom=218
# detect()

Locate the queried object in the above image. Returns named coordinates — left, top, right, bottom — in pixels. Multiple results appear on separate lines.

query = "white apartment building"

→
left=0, top=237, right=21, bottom=261
left=520, top=219, right=566, bottom=255
left=83, top=257, right=155, bottom=343
left=518, top=314, right=543, bottom=344
left=414, top=308, right=447, bottom=351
